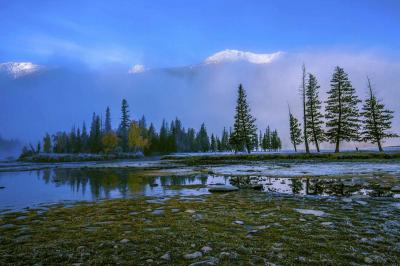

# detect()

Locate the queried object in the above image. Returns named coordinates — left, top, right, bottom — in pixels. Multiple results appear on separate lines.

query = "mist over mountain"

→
left=1, top=49, right=399, bottom=150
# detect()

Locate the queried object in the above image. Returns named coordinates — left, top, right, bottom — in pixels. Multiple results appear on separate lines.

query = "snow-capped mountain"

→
left=204, top=49, right=283, bottom=65
left=0, top=62, right=41, bottom=79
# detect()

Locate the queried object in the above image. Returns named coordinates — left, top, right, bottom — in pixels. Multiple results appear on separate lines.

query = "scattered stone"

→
left=120, top=238, right=129, bottom=244
left=356, top=200, right=368, bottom=206
left=189, top=257, right=219, bottom=266
left=391, top=185, right=400, bottom=192
left=146, top=259, right=154, bottom=263
left=171, top=208, right=180, bottom=213
left=364, top=257, right=373, bottom=264
left=185, top=209, right=196, bottom=214
left=201, top=246, right=212, bottom=253
left=219, top=251, right=238, bottom=259
left=294, top=209, right=328, bottom=217
left=184, top=251, right=203, bottom=260
left=1, top=223, right=15, bottom=229
left=321, top=222, right=333, bottom=227
left=342, top=197, right=352, bottom=203
left=160, top=252, right=171, bottom=260
left=129, top=211, right=139, bottom=215
left=208, top=185, right=239, bottom=192
left=233, top=220, right=244, bottom=225
left=192, top=213, right=204, bottom=221
left=150, top=209, right=164, bottom=215
left=16, top=216, right=28, bottom=221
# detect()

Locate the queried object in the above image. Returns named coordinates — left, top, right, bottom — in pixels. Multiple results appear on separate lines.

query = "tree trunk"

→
left=293, top=144, right=297, bottom=152
left=377, top=140, right=383, bottom=152
left=335, top=141, right=340, bottom=153
left=315, top=141, right=320, bottom=153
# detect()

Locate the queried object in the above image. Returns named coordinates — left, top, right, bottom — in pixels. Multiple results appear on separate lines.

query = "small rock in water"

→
left=184, top=251, right=203, bottom=260
left=356, top=200, right=368, bottom=206
left=160, top=252, right=171, bottom=260
left=120, top=238, right=130, bottom=244
left=342, top=197, right=352, bottom=203
left=294, top=209, right=328, bottom=217
left=233, top=220, right=244, bottom=225
left=208, top=184, right=239, bottom=192
left=201, top=246, right=212, bottom=253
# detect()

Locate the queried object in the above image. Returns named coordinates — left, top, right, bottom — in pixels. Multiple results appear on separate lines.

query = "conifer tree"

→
left=325, top=67, right=361, bottom=153
left=119, top=99, right=130, bottom=151
left=230, top=84, right=257, bottom=153
left=43, top=133, right=52, bottom=153
left=361, top=77, right=398, bottom=152
left=81, top=122, right=89, bottom=152
left=262, top=126, right=271, bottom=151
left=289, top=109, right=302, bottom=152
left=301, top=64, right=310, bottom=153
left=221, top=127, right=229, bottom=151
left=210, top=134, right=217, bottom=152
left=105, top=106, right=112, bottom=133
left=197, top=123, right=210, bottom=152
left=305, top=74, right=325, bottom=152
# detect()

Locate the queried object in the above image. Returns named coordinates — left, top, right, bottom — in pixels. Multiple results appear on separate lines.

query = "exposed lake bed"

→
left=1, top=157, right=400, bottom=265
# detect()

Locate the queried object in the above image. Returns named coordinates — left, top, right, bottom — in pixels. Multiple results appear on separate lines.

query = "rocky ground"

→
left=1, top=190, right=399, bottom=265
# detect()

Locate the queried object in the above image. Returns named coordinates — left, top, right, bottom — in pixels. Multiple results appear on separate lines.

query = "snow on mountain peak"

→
left=0, top=62, right=41, bottom=78
left=204, top=49, right=283, bottom=65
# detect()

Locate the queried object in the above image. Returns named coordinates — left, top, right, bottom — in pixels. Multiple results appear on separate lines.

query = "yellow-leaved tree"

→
left=128, top=122, right=149, bottom=152
left=102, top=132, right=118, bottom=153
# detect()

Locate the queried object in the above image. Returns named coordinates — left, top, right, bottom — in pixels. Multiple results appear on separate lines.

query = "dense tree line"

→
left=291, top=65, right=397, bottom=153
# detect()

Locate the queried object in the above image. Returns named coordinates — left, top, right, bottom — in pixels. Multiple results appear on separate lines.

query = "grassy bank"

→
left=162, top=151, right=400, bottom=165
left=0, top=191, right=399, bottom=265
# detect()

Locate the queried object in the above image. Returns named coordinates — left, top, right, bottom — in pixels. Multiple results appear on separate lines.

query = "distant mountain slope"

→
left=0, top=50, right=399, bottom=149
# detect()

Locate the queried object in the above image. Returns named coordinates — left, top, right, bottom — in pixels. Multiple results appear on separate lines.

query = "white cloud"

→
left=128, top=64, right=146, bottom=74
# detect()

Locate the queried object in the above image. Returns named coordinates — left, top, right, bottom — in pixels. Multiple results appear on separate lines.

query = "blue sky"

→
left=1, top=0, right=399, bottom=68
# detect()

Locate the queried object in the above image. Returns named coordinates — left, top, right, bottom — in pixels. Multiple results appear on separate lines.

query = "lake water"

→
left=1, top=160, right=400, bottom=211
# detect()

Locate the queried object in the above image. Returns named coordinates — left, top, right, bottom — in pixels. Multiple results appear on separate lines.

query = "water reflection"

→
left=230, top=176, right=397, bottom=197
left=0, top=169, right=229, bottom=210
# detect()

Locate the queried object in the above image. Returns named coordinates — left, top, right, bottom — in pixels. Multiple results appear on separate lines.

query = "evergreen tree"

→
left=75, top=127, right=82, bottom=153
left=259, top=130, right=263, bottom=151
left=159, top=120, right=168, bottom=153
left=271, top=130, right=282, bottom=151
left=89, top=113, right=102, bottom=153
left=81, top=122, right=89, bottom=152
left=325, top=67, right=361, bottom=153
left=305, top=74, right=325, bottom=152
left=187, top=128, right=197, bottom=151
left=105, top=106, right=112, bottom=133
left=361, top=77, right=398, bottom=152
left=43, top=133, right=52, bottom=153
left=210, top=134, right=217, bottom=152
left=262, top=126, right=271, bottom=151
left=118, top=99, right=130, bottom=151
left=221, top=127, right=229, bottom=151
left=230, top=84, right=257, bottom=153
left=196, top=123, right=210, bottom=152
left=301, top=64, right=310, bottom=153
left=147, top=123, right=159, bottom=153
left=289, top=109, right=302, bottom=152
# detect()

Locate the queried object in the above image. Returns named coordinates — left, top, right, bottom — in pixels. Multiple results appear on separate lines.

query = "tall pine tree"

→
left=289, top=109, right=302, bottom=152
left=230, top=84, right=257, bottom=153
left=325, top=67, right=361, bottom=153
left=118, top=99, right=130, bottom=151
left=105, top=106, right=112, bottom=133
left=305, top=74, right=325, bottom=152
left=361, top=77, right=397, bottom=152
left=301, top=64, right=310, bottom=153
